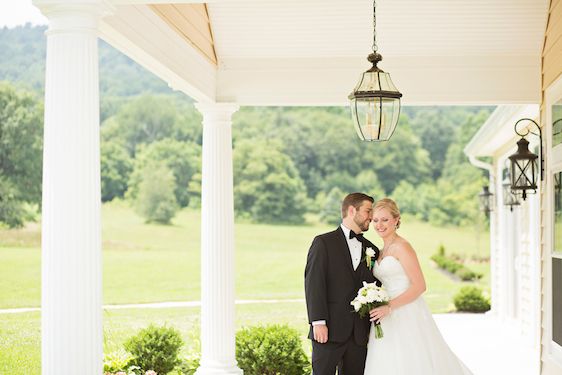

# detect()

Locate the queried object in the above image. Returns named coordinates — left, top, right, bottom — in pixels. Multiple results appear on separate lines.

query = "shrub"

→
left=454, top=286, right=491, bottom=312
left=133, top=161, right=178, bottom=224
left=124, top=324, right=184, bottom=375
left=437, top=243, right=445, bottom=256
left=174, top=354, right=200, bottom=375
left=431, top=254, right=461, bottom=273
left=103, top=349, right=134, bottom=373
left=431, top=251, right=482, bottom=281
left=235, top=324, right=311, bottom=375
left=456, top=267, right=482, bottom=281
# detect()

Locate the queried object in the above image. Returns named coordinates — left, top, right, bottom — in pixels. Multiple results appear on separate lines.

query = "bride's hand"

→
left=369, top=304, right=392, bottom=322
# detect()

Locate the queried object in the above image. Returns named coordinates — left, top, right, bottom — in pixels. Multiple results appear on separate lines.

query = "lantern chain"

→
left=372, top=0, right=378, bottom=53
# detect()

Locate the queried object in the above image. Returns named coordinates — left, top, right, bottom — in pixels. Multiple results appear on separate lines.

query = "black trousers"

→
left=311, top=338, right=367, bottom=375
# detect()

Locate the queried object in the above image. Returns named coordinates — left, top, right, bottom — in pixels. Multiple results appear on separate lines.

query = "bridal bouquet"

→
left=350, top=282, right=390, bottom=339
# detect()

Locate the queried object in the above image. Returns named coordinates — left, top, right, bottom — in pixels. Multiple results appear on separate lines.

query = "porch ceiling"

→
left=100, top=0, right=549, bottom=105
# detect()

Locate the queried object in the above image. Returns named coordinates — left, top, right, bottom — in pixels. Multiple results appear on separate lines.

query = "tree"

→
left=354, top=170, right=385, bottom=200
left=409, top=108, right=456, bottom=180
left=187, top=172, right=202, bottom=208
left=0, top=82, right=43, bottom=227
left=363, top=119, right=432, bottom=194
left=0, top=177, right=29, bottom=227
left=100, top=141, right=133, bottom=202
left=134, top=161, right=178, bottom=224
left=101, top=95, right=202, bottom=156
left=435, top=109, right=492, bottom=225
left=233, top=140, right=308, bottom=224
left=127, top=139, right=201, bottom=208
left=320, top=187, right=345, bottom=225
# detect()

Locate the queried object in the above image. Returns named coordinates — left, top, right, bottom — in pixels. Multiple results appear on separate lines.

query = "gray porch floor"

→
left=435, top=313, right=539, bottom=375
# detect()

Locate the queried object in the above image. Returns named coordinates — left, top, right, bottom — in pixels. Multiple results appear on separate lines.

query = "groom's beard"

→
left=354, top=216, right=370, bottom=232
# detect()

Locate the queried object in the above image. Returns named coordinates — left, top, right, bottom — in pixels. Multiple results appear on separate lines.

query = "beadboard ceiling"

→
left=99, top=0, right=549, bottom=105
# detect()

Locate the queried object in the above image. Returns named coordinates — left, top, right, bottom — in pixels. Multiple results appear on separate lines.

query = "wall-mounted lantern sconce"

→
left=508, top=118, right=543, bottom=200
left=479, top=185, right=494, bottom=216
left=502, top=175, right=520, bottom=211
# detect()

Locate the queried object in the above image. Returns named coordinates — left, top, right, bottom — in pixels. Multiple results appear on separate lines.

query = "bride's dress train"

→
left=364, top=256, right=473, bottom=375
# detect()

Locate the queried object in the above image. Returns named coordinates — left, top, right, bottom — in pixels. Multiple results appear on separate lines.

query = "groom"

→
left=305, top=192, right=380, bottom=375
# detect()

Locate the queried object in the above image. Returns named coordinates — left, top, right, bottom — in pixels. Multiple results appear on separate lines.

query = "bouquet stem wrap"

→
left=350, top=282, right=390, bottom=340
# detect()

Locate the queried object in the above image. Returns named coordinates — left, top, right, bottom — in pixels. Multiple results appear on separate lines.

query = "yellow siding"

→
left=541, top=1, right=562, bottom=374
left=150, top=3, right=217, bottom=65
left=543, top=0, right=562, bottom=92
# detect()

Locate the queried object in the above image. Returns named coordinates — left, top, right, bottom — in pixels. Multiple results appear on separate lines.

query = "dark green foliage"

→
left=127, top=139, right=201, bottom=207
left=101, top=141, right=133, bottom=202
left=235, top=325, right=311, bottom=375
left=101, top=95, right=202, bottom=157
left=409, top=108, right=457, bottom=180
left=0, top=177, right=29, bottom=227
left=124, top=324, right=184, bottom=374
left=364, top=119, right=432, bottom=194
left=233, top=140, right=307, bottom=224
left=320, top=187, right=345, bottom=226
left=0, top=25, right=498, bottom=228
left=0, top=82, right=43, bottom=227
left=454, top=286, right=491, bottom=312
left=134, top=161, right=178, bottom=224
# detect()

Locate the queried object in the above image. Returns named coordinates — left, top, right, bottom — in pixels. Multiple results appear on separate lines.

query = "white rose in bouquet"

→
left=350, top=282, right=390, bottom=339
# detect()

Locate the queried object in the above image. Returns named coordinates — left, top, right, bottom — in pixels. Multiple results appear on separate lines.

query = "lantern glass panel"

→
left=510, top=157, right=538, bottom=191
left=350, top=70, right=401, bottom=141
left=502, top=179, right=520, bottom=209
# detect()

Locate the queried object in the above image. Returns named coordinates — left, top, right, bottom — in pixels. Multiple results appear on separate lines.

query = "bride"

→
left=364, top=198, right=473, bottom=375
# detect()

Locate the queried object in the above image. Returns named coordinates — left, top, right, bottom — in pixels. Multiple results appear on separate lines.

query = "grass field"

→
left=0, top=201, right=489, bottom=374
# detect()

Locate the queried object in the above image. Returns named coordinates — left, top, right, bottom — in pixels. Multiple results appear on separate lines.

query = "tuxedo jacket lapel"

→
left=336, top=226, right=355, bottom=277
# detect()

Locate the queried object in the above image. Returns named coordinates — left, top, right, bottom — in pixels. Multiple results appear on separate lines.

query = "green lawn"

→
left=0, top=201, right=489, bottom=374
left=0, top=302, right=312, bottom=375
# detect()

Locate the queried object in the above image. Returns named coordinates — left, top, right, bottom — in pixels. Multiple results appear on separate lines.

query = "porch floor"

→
left=434, top=313, right=539, bottom=375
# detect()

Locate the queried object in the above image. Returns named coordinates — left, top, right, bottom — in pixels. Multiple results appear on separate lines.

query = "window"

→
left=555, top=257, right=562, bottom=346
left=554, top=99, right=562, bottom=148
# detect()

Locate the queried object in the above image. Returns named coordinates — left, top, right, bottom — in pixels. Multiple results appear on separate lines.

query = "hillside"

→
left=0, top=24, right=171, bottom=97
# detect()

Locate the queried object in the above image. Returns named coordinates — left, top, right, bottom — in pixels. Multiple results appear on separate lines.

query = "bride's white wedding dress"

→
left=364, top=255, right=473, bottom=375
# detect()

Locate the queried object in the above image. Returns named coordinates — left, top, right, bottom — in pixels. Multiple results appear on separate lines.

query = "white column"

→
left=36, top=2, right=109, bottom=374
left=195, top=103, right=242, bottom=375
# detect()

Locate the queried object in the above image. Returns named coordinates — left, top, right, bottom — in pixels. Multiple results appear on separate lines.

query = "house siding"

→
left=541, top=0, right=562, bottom=373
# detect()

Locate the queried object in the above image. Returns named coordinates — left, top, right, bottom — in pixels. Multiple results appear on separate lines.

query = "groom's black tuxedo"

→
left=305, top=226, right=380, bottom=375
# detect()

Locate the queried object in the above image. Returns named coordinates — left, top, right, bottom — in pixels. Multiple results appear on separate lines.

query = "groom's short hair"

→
left=341, top=192, right=374, bottom=218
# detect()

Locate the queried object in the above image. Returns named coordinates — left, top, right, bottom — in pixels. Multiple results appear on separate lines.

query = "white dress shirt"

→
left=312, top=223, right=363, bottom=327
left=340, top=223, right=363, bottom=271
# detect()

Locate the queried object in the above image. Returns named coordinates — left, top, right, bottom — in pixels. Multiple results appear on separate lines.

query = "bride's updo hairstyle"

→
left=374, top=198, right=401, bottom=229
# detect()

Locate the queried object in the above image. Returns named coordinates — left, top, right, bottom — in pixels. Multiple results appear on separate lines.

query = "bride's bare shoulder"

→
left=394, top=238, right=417, bottom=258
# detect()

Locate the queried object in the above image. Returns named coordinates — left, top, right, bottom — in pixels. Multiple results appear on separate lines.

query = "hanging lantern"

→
left=349, top=0, right=402, bottom=141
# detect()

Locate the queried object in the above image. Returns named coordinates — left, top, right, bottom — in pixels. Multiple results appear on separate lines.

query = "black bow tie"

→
left=349, top=231, right=364, bottom=242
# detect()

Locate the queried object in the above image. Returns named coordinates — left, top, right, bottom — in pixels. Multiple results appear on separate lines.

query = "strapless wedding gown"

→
left=363, top=256, right=473, bottom=375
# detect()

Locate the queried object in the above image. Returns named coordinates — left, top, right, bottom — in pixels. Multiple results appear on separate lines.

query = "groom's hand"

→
left=313, top=324, right=328, bottom=343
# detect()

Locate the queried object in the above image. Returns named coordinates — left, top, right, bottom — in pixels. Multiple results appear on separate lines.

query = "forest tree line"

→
left=0, top=25, right=492, bottom=227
